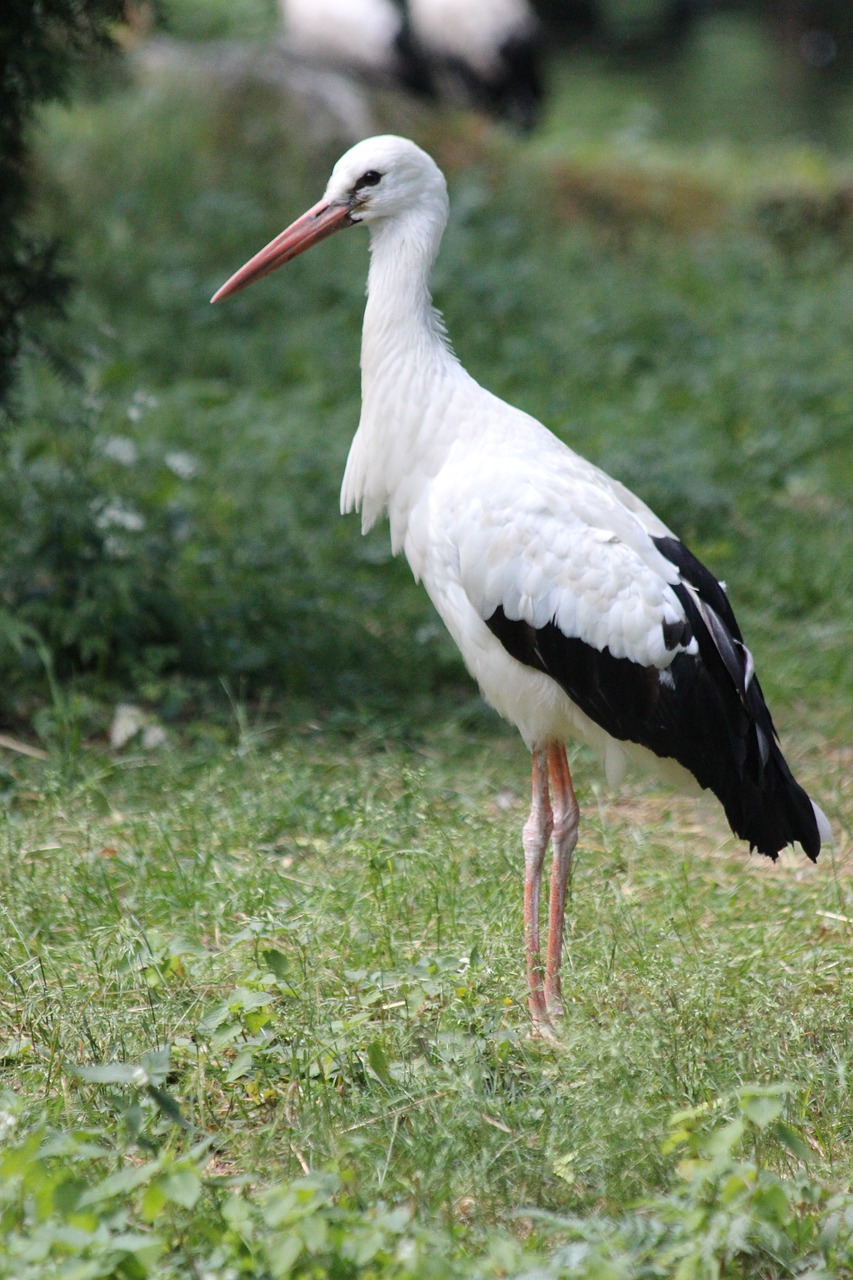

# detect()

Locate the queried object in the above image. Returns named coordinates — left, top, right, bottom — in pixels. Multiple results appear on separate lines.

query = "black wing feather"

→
left=485, top=534, right=822, bottom=861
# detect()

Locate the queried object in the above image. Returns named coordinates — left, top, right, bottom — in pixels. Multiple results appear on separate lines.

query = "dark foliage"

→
left=0, top=0, right=124, bottom=411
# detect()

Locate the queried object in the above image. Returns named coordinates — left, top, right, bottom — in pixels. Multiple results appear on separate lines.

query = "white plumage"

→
left=406, top=0, right=538, bottom=79
left=279, top=0, right=406, bottom=77
left=213, top=135, right=831, bottom=1035
left=278, top=0, right=542, bottom=127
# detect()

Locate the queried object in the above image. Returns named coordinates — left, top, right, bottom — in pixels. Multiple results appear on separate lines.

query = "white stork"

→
left=279, top=0, right=542, bottom=128
left=212, top=135, right=832, bottom=1035
left=405, top=0, right=542, bottom=128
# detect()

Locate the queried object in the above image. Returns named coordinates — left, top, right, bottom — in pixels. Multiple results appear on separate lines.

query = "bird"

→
left=279, top=0, right=542, bottom=129
left=212, top=135, right=832, bottom=1035
left=278, top=0, right=424, bottom=88
left=405, top=0, right=543, bottom=129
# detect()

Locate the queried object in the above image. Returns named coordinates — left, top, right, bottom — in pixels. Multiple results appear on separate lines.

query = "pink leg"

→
left=544, top=741, right=579, bottom=1022
left=522, top=746, right=553, bottom=1030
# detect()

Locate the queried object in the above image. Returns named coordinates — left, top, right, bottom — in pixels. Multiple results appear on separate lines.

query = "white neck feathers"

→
left=341, top=200, right=469, bottom=542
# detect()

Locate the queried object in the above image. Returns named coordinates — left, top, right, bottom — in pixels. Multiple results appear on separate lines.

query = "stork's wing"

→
left=448, top=463, right=694, bottom=669
left=432, top=454, right=825, bottom=860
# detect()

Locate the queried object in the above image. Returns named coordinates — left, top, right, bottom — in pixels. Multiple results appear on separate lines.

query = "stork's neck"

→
left=342, top=202, right=470, bottom=547
left=361, top=209, right=458, bottom=395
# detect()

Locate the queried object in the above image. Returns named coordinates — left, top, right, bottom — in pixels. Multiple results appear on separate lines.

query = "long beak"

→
left=211, top=198, right=354, bottom=303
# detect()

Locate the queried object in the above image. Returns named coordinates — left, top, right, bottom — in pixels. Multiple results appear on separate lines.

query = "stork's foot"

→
left=527, top=975, right=549, bottom=1026
left=529, top=1010, right=561, bottom=1043
left=545, top=990, right=564, bottom=1024
left=528, top=976, right=563, bottom=1040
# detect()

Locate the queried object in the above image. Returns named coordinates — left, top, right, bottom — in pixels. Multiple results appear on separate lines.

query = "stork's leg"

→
left=522, top=745, right=553, bottom=1029
left=544, top=740, right=579, bottom=1022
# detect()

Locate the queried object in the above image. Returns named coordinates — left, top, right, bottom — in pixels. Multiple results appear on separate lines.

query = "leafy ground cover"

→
left=1, top=4, right=852, bottom=1274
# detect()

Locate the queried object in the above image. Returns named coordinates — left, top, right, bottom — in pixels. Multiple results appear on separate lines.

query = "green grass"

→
left=4, top=734, right=846, bottom=1197
left=1, top=7, right=852, bottom=1274
left=1, top=731, right=851, bottom=1274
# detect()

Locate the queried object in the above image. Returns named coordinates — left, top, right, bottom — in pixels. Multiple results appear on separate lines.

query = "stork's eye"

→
left=357, top=170, right=383, bottom=190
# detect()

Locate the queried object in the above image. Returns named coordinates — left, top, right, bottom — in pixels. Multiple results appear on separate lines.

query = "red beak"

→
left=211, top=198, right=354, bottom=303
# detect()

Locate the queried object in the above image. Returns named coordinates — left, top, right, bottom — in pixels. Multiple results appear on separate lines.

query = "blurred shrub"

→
left=0, top=367, right=456, bottom=725
left=0, top=382, right=184, bottom=689
left=158, top=0, right=278, bottom=42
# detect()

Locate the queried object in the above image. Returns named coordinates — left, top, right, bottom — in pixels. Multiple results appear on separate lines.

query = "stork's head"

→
left=211, top=135, right=448, bottom=303
left=326, top=134, right=448, bottom=226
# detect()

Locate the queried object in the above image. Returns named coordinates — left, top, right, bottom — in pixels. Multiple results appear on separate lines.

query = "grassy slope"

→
left=1, top=8, right=852, bottom=1274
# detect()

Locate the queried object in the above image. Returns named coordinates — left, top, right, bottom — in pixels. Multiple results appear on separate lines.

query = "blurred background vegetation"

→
left=1, top=0, right=851, bottom=743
